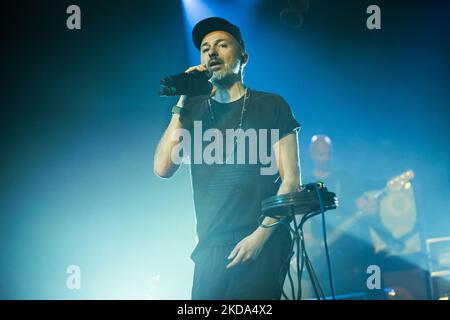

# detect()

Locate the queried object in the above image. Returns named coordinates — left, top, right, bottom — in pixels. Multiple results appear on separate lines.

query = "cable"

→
left=259, top=182, right=338, bottom=300
left=315, top=184, right=336, bottom=300
left=273, top=210, right=326, bottom=300
left=299, top=212, right=324, bottom=300
left=277, top=219, right=296, bottom=300
left=286, top=246, right=296, bottom=299
left=292, top=215, right=302, bottom=300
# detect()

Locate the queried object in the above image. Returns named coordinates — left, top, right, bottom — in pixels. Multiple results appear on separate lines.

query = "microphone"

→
left=159, top=70, right=212, bottom=97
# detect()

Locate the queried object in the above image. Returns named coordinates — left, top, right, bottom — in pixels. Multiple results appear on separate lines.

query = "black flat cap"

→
left=192, top=17, right=245, bottom=51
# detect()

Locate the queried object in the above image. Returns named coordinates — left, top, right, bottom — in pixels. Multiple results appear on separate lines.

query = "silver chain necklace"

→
left=207, top=87, right=249, bottom=133
left=207, top=87, right=250, bottom=163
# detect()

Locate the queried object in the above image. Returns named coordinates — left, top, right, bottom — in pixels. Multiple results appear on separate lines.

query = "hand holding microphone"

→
left=185, top=64, right=208, bottom=74
left=159, top=64, right=214, bottom=102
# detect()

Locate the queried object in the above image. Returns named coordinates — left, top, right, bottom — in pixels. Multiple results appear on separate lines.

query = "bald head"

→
left=310, top=135, right=333, bottom=170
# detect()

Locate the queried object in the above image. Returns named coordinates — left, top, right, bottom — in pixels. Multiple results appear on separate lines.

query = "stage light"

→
left=386, top=288, right=397, bottom=297
left=181, top=0, right=214, bottom=28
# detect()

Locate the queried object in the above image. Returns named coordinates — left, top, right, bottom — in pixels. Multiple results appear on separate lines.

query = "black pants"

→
left=191, top=227, right=292, bottom=300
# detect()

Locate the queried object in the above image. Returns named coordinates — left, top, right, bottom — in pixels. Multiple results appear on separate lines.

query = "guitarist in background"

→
left=302, top=135, right=379, bottom=299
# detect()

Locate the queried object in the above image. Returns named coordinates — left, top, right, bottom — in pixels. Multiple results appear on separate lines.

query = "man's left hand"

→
left=226, top=229, right=271, bottom=269
left=355, top=191, right=378, bottom=215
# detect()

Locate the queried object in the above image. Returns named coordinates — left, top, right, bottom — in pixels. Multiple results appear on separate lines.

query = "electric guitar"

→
left=290, top=170, right=415, bottom=272
left=323, top=170, right=414, bottom=248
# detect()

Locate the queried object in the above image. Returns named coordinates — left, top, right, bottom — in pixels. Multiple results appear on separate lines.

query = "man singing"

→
left=154, top=17, right=301, bottom=299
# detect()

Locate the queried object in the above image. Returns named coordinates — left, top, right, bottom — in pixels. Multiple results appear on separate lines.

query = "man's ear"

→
left=241, top=52, right=249, bottom=66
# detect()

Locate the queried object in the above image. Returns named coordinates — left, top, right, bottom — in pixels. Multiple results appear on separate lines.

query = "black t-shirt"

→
left=181, top=89, right=300, bottom=252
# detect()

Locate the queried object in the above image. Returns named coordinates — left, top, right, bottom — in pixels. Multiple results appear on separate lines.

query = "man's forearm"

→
left=255, top=178, right=300, bottom=240
left=153, top=114, right=185, bottom=178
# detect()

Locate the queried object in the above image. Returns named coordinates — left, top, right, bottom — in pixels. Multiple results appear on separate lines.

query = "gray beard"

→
left=210, top=69, right=228, bottom=81
left=210, top=72, right=240, bottom=88
left=209, top=59, right=241, bottom=88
